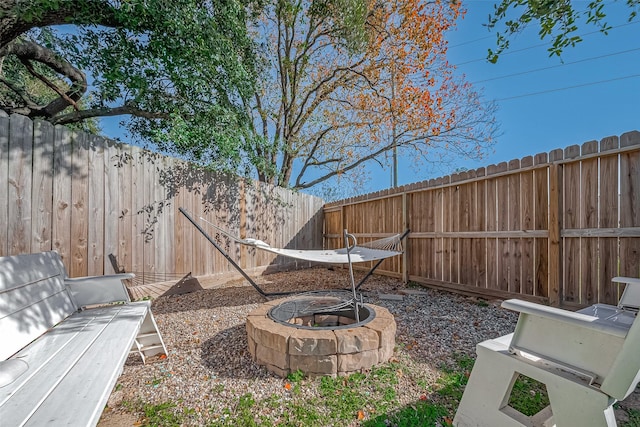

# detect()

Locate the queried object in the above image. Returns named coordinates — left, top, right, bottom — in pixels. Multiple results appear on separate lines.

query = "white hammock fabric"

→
left=201, top=217, right=404, bottom=264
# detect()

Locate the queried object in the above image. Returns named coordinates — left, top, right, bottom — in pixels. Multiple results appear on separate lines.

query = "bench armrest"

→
left=65, top=273, right=134, bottom=307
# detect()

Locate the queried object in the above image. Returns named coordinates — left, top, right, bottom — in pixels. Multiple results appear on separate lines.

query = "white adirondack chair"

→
left=454, top=277, right=640, bottom=427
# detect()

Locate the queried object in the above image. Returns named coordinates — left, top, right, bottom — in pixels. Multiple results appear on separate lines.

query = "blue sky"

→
left=370, top=0, right=640, bottom=193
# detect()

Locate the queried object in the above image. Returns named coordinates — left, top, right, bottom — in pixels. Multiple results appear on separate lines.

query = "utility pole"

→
left=390, top=62, right=398, bottom=188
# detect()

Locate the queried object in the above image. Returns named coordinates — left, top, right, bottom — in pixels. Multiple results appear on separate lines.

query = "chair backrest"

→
left=600, top=275, right=640, bottom=399
left=615, top=277, right=640, bottom=311
left=0, top=251, right=77, bottom=360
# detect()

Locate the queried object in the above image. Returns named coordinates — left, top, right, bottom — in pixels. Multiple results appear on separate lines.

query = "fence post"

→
left=548, top=162, right=562, bottom=306
left=402, top=191, right=408, bottom=284
left=239, top=178, right=246, bottom=269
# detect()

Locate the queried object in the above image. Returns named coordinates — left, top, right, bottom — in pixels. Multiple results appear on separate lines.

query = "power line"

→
left=493, top=73, right=640, bottom=102
left=454, top=20, right=640, bottom=66
left=449, top=34, right=493, bottom=49
left=472, top=46, right=640, bottom=84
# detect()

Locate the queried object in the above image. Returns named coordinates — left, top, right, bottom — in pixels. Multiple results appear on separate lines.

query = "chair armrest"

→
left=613, top=277, right=640, bottom=286
left=501, top=299, right=632, bottom=386
left=502, top=299, right=628, bottom=338
left=65, top=273, right=134, bottom=307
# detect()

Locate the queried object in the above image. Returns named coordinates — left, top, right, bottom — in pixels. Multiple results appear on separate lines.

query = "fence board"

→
left=509, top=168, right=522, bottom=294
left=31, top=120, right=54, bottom=253
left=52, top=125, right=72, bottom=265
left=599, top=136, right=620, bottom=303
left=0, top=117, right=8, bottom=256
left=442, top=183, right=453, bottom=283
left=104, top=140, right=120, bottom=274
left=520, top=157, right=534, bottom=295
left=118, top=144, right=133, bottom=273
left=431, top=188, right=442, bottom=281
left=131, top=146, right=145, bottom=277
left=143, top=151, right=156, bottom=275
left=8, top=115, right=33, bottom=255
left=472, top=178, right=486, bottom=288
left=495, top=164, right=509, bottom=292
left=563, top=146, right=581, bottom=303
left=70, top=131, right=89, bottom=277
left=486, top=168, right=498, bottom=289
left=581, top=144, right=599, bottom=305
left=87, top=134, right=104, bottom=276
left=534, top=153, right=550, bottom=299
left=459, top=180, right=473, bottom=286
left=164, top=157, right=176, bottom=276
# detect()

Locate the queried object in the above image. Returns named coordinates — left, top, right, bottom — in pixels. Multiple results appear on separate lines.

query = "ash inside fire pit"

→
left=268, top=292, right=375, bottom=330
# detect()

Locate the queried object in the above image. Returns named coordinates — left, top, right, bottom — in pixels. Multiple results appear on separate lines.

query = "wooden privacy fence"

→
left=324, top=131, right=640, bottom=308
left=0, top=114, right=324, bottom=285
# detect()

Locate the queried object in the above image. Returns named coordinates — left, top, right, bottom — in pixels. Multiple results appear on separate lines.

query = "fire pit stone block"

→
left=289, top=329, right=338, bottom=356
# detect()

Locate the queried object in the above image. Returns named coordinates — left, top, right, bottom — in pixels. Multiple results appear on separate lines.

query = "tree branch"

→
left=1, top=38, right=87, bottom=117
left=19, top=58, right=80, bottom=111
left=51, top=104, right=169, bottom=125
left=1, top=1, right=124, bottom=48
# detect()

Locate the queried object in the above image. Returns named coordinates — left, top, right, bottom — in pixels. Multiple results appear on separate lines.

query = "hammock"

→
left=198, top=215, right=405, bottom=264
left=179, top=208, right=409, bottom=299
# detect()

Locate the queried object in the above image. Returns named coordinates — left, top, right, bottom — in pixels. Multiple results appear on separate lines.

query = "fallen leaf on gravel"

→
left=357, top=410, right=365, bottom=420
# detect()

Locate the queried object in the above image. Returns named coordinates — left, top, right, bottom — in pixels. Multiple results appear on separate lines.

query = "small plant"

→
left=286, top=369, right=305, bottom=383
left=140, top=401, right=183, bottom=427
left=285, top=369, right=305, bottom=395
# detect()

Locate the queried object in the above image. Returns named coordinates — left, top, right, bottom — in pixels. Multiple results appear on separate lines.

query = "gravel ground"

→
left=98, top=267, right=640, bottom=426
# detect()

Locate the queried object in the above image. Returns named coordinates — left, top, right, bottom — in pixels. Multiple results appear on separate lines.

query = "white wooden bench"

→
left=455, top=277, right=640, bottom=427
left=0, top=251, right=167, bottom=427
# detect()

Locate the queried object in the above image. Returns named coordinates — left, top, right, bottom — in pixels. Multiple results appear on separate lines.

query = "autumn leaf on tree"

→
left=248, top=0, right=498, bottom=191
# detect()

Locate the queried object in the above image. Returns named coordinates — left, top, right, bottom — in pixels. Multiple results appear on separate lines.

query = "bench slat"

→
left=0, top=302, right=150, bottom=427
left=0, top=251, right=65, bottom=291
left=0, top=289, right=76, bottom=360
left=0, top=275, right=67, bottom=317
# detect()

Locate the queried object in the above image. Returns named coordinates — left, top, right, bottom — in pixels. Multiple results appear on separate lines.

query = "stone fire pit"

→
left=246, top=296, right=396, bottom=377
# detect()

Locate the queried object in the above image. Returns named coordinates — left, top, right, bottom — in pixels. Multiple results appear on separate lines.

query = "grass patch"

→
left=621, top=408, right=640, bottom=427
left=128, top=358, right=479, bottom=426
left=508, top=375, right=549, bottom=416
left=363, top=401, right=448, bottom=427
left=435, top=354, right=474, bottom=403
left=139, top=401, right=184, bottom=427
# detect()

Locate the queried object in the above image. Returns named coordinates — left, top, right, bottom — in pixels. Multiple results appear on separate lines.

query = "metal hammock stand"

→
left=178, top=208, right=409, bottom=303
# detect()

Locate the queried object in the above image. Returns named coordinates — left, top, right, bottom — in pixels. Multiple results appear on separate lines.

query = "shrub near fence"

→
left=324, top=131, right=640, bottom=308
left=0, top=114, right=324, bottom=284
